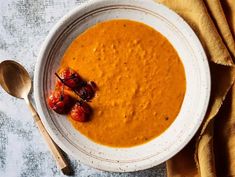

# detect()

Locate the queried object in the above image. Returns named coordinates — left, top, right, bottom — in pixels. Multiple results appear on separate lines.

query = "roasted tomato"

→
left=55, top=78, right=64, bottom=89
left=57, top=67, right=83, bottom=89
left=70, top=101, right=91, bottom=122
left=47, top=91, right=73, bottom=114
left=75, top=82, right=95, bottom=101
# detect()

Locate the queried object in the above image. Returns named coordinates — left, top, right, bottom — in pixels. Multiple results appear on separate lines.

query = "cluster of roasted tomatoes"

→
left=47, top=67, right=96, bottom=122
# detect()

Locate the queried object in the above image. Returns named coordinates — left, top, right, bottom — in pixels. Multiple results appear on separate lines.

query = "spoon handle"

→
left=24, top=97, right=71, bottom=175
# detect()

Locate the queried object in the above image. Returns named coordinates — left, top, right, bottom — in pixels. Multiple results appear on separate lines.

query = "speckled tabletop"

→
left=0, top=0, right=166, bottom=177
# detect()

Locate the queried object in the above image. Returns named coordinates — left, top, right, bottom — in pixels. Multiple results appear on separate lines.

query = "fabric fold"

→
left=204, top=0, right=235, bottom=59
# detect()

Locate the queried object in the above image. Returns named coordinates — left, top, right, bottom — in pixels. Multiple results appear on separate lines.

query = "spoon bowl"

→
left=0, top=60, right=31, bottom=99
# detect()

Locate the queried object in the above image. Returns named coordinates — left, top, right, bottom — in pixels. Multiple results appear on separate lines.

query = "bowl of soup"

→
left=34, top=0, right=211, bottom=172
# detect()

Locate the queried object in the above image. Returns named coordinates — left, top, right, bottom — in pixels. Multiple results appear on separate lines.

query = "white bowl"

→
left=34, top=0, right=211, bottom=172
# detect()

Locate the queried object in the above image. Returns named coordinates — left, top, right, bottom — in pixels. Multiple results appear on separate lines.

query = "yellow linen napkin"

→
left=154, top=0, right=235, bottom=176
left=214, top=1, right=235, bottom=177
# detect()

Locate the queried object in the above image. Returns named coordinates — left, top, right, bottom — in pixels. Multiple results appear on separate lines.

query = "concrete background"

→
left=0, top=0, right=166, bottom=176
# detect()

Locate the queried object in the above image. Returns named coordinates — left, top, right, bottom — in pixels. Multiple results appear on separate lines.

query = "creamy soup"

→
left=59, top=19, right=186, bottom=147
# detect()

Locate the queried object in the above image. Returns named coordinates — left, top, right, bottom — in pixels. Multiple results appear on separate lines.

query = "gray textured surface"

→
left=0, top=0, right=166, bottom=177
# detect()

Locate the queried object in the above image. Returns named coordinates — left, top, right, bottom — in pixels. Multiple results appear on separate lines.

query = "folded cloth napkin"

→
left=214, top=1, right=235, bottom=177
left=154, top=0, right=235, bottom=176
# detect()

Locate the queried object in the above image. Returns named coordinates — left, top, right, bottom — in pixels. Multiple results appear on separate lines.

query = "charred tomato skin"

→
left=47, top=91, right=73, bottom=114
left=59, top=68, right=83, bottom=89
left=70, top=101, right=91, bottom=122
left=76, top=82, right=95, bottom=101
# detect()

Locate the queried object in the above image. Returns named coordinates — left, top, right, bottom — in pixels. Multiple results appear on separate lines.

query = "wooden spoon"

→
left=0, top=60, right=71, bottom=175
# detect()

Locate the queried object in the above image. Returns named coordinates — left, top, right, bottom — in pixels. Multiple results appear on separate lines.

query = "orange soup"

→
left=60, top=20, right=186, bottom=147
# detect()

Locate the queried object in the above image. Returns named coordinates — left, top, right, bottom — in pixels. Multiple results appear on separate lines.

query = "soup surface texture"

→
left=60, top=20, right=186, bottom=147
